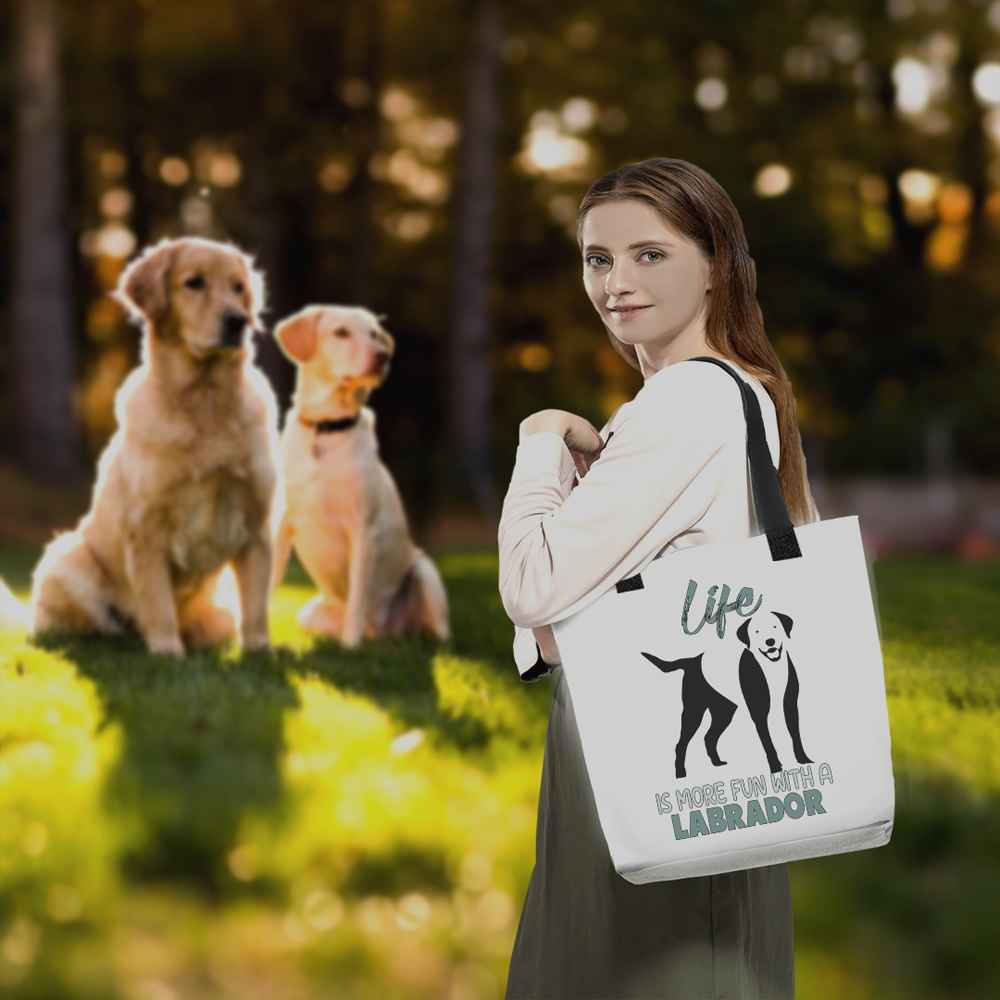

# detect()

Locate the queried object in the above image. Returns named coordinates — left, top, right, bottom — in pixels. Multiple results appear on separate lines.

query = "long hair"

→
left=576, top=157, right=820, bottom=526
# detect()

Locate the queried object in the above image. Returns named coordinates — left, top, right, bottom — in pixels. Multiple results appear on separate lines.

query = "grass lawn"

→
left=0, top=542, right=997, bottom=999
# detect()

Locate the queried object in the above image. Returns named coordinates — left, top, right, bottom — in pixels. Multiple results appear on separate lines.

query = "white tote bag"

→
left=550, top=357, right=895, bottom=884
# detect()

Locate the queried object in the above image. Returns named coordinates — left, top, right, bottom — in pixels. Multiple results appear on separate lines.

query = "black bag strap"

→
left=616, top=356, right=801, bottom=594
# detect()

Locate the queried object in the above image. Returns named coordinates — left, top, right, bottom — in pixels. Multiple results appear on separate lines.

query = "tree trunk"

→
left=11, top=0, right=84, bottom=482
left=446, top=0, right=501, bottom=523
left=347, top=0, right=383, bottom=306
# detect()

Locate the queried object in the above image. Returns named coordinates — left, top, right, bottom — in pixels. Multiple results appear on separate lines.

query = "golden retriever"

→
left=269, top=304, right=450, bottom=647
left=29, top=236, right=279, bottom=656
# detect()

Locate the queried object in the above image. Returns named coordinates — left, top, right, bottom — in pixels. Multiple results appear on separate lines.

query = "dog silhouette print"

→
left=640, top=610, right=815, bottom=778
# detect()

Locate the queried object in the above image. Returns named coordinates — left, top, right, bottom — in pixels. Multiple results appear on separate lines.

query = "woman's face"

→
left=580, top=199, right=714, bottom=377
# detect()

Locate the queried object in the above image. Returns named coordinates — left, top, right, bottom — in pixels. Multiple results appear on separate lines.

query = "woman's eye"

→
left=184, top=275, right=205, bottom=290
left=233, top=281, right=245, bottom=294
left=585, top=250, right=663, bottom=267
left=334, top=327, right=350, bottom=338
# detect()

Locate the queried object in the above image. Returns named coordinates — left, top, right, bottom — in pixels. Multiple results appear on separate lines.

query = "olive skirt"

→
left=504, top=664, right=795, bottom=1000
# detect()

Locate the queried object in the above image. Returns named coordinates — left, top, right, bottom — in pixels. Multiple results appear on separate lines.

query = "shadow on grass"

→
left=277, top=547, right=551, bottom=753
left=10, top=547, right=1000, bottom=996
left=23, top=547, right=549, bottom=903
left=34, top=630, right=300, bottom=900
left=792, top=767, right=1000, bottom=1000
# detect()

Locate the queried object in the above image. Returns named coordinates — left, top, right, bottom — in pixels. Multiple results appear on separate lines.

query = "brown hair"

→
left=576, top=157, right=819, bottom=526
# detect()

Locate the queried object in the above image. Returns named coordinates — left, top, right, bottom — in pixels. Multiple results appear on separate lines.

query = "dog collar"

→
left=299, top=413, right=361, bottom=434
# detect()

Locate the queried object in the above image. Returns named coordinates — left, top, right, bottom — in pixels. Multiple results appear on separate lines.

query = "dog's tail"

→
left=0, top=577, right=30, bottom=632
left=640, top=650, right=701, bottom=674
left=385, top=548, right=451, bottom=641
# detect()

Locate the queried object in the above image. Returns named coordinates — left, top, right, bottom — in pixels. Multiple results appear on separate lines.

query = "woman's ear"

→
left=111, top=238, right=176, bottom=328
left=274, top=307, right=320, bottom=364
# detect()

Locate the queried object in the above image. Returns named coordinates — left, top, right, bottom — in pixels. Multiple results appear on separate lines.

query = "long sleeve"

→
left=504, top=433, right=582, bottom=681
left=512, top=623, right=554, bottom=682
left=497, top=362, right=734, bottom=631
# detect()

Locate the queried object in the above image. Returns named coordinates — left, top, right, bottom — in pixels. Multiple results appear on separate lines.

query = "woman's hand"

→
left=520, top=409, right=606, bottom=480
left=532, top=624, right=561, bottom=665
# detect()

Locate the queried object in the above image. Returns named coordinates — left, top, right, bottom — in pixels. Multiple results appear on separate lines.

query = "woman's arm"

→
left=512, top=623, right=553, bottom=681
left=507, top=418, right=596, bottom=678
left=498, top=362, right=734, bottom=630
left=532, top=623, right=561, bottom=663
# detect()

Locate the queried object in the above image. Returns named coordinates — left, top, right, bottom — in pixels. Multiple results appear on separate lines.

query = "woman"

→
left=498, top=157, right=820, bottom=999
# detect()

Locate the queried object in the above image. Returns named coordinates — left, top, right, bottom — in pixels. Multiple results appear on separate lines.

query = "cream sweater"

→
left=498, top=358, right=805, bottom=679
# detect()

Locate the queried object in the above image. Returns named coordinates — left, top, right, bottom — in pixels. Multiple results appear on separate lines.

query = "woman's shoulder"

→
left=632, top=357, right=754, bottom=416
left=620, top=356, right=779, bottom=460
left=672, top=357, right=780, bottom=465
left=639, top=357, right=774, bottom=413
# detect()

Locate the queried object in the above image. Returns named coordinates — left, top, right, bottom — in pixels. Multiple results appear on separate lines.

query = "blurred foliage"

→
left=0, top=544, right=997, bottom=997
left=0, top=0, right=998, bottom=499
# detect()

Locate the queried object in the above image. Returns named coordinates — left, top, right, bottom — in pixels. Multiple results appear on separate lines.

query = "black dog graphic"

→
left=640, top=610, right=814, bottom=778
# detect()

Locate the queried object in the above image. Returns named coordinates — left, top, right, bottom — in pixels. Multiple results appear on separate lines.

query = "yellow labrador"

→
left=29, top=236, right=279, bottom=656
left=270, top=304, right=450, bottom=647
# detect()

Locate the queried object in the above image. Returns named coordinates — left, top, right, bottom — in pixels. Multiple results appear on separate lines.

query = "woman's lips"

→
left=610, top=305, right=651, bottom=315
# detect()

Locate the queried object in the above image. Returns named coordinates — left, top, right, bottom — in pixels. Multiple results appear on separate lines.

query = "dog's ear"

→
left=274, top=308, right=320, bottom=364
left=111, top=238, right=176, bottom=328
left=736, top=618, right=751, bottom=647
left=233, top=246, right=268, bottom=332
left=773, top=611, right=793, bottom=637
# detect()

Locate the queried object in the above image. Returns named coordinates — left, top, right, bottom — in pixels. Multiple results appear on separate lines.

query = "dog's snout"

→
left=371, top=327, right=394, bottom=353
left=221, top=311, right=248, bottom=347
left=364, top=348, right=392, bottom=377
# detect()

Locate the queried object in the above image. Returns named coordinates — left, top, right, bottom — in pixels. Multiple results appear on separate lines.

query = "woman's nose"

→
left=604, top=262, right=634, bottom=294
